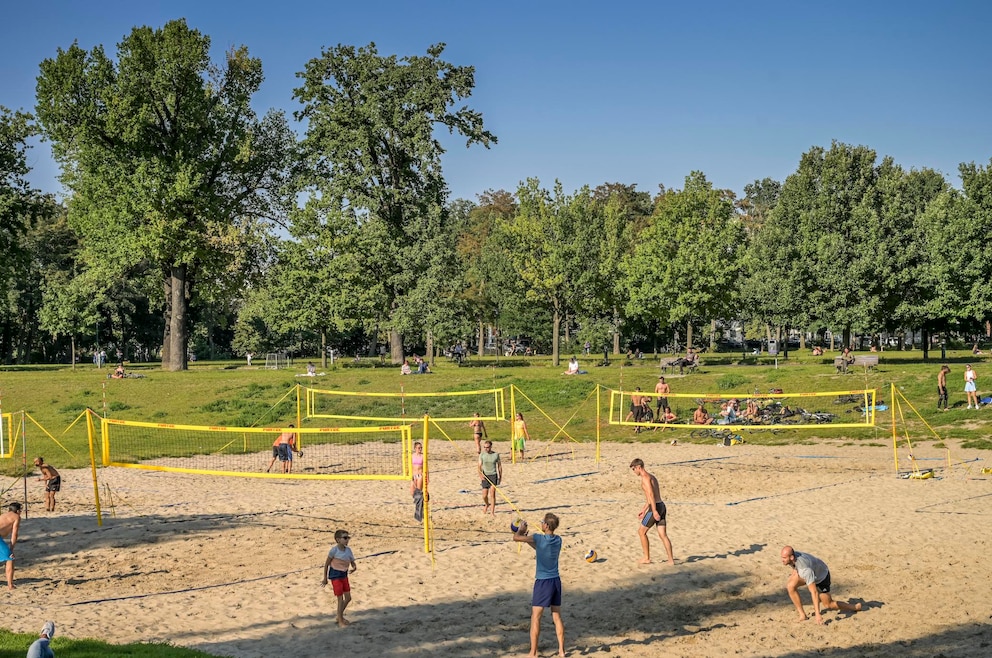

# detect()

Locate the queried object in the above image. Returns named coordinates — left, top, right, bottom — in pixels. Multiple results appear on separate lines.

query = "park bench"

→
left=660, top=357, right=699, bottom=375
left=835, top=354, right=878, bottom=374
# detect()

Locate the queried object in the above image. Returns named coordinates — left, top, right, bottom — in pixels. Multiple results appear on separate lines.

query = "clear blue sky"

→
left=3, top=0, right=990, bottom=202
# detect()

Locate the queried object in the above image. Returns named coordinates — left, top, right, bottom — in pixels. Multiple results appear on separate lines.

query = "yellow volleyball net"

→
left=0, top=412, right=21, bottom=459
left=95, top=416, right=413, bottom=480
left=305, top=386, right=506, bottom=423
left=606, top=388, right=879, bottom=431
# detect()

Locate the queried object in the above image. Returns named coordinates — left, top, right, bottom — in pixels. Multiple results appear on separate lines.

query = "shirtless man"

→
left=629, top=459, right=675, bottom=565
left=693, top=404, right=713, bottom=425
left=654, top=376, right=671, bottom=418
left=266, top=424, right=296, bottom=473
left=0, top=502, right=22, bottom=589
left=937, top=365, right=950, bottom=410
left=780, top=546, right=861, bottom=624
left=624, top=387, right=644, bottom=424
left=34, top=457, right=61, bottom=512
left=469, top=412, right=488, bottom=454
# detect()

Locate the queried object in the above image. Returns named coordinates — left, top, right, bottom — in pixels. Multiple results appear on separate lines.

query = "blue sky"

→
left=3, top=0, right=990, bottom=202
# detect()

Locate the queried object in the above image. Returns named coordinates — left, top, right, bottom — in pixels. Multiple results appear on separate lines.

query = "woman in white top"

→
left=964, top=364, right=979, bottom=409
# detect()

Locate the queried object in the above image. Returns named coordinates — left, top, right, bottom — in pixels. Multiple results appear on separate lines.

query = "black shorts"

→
left=278, top=444, right=292, bottom=461
left=481, top=474, right=499, bottom=489
left=46, top=476, right=61, bottom=492
left=816, top=572, right=831, bottom=593
left=641, top=501, right=667, bottom=527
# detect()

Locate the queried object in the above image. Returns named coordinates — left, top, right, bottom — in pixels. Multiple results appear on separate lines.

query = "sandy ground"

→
left=4, top=436, right=992, bottom=657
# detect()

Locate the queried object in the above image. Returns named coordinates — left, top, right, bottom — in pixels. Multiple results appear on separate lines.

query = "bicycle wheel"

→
left=690, top=429, right=712, bottom=440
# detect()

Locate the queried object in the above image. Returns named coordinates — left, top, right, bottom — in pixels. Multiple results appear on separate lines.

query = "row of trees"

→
left=2, top=20, right=991, bottom=368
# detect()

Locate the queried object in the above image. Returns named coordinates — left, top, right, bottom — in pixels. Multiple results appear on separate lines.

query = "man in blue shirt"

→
left=513, top=513, right=565, bottom=658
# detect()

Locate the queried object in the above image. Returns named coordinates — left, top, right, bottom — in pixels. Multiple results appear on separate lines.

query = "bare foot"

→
left=337, top=618, right=351, bottom=627
left=854, top=602, right=863, bottom=611
left=796, top=615, right=808, bottom=623
left=638, top=558, right=652, bottom=564
left=7, top=585, right=15, bottom=591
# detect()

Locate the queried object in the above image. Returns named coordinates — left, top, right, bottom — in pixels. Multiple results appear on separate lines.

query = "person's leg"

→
left=337, top=592, right=352, bottom=626
left=638, top=523, right=651, bottom=564
left=785, top=571, right=806, bottom=620
left=5, top=558, right=14, bottom=590
left=820, top=591, right=861, bottom=612
left=655, top=524, right=675, bottom=565
left=551, top=606, right=565, bottom=657
left=482, top=484, right=489, bottom=512
left=528, top=606, right=543, bottom=657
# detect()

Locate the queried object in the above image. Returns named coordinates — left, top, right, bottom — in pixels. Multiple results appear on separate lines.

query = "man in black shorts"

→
left=34, top=457, right=61, bottom=512
left=630, top=458, right=674, bottom=565
left=780, top=546, right=862, bottom=624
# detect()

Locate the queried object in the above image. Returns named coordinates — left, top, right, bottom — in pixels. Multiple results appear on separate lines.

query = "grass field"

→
left=1, top=349, right=989, bottom=476
left=0, top=628, right=221, bottom=657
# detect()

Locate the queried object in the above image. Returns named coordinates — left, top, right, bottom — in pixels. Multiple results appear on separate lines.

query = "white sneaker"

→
left=967, top=405, right=973, bottom=409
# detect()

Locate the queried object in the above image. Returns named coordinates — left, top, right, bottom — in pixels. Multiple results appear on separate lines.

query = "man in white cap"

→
left=26, top=621, right=55, bottom=658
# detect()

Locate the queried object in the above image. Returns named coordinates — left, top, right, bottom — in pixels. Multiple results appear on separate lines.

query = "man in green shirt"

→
left=479, top=440, right=502, bottom=517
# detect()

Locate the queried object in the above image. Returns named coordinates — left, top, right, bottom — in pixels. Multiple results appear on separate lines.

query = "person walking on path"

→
left=629, top=458, right=675, bottom=565
left=780, top=546, right=862, bottom=624
left=513, top=513, right=565, bottom=658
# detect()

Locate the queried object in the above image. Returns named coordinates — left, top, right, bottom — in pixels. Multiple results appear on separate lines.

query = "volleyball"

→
left=584, top=549, right=598, bottom=563
left=510, top=518, right=523, bottom=532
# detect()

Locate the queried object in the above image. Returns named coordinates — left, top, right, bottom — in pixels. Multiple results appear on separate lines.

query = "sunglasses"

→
left=340, top=536, right=351, bottom=540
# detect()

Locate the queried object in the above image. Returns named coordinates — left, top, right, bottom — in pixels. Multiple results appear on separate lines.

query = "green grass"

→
left=1, top=349, right=989, bottom=476
left=0, top=629, right=225, bottom=657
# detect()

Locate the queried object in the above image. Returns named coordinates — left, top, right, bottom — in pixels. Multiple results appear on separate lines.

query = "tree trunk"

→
left=390, top=328, right=404, bottom=364
left=161, top=273, right=172, bottom=367
left=71, top=335, right=76, bottom=371
left=552, top=309, right=561, bottom=366
left=686, top=320, right=693, bottom=349
left=922, top=325, right=929, bottom=360
left=427, top=331, right=434, bottom=366
left=166, top=264, right=188, bottom=371
left=709, top=319, right=717, bottom=353
left=478, top=321, right=484, bottom=357
left=321, top=330, right=327, bottom=368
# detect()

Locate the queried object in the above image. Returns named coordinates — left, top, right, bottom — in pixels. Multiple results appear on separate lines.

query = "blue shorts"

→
left=641, top=501, right=667, bottom=528
left=278, top=444, right=291, bottom=461
left=0, top=540, right=11, bottom=562
left=532, top=577, right=562, bottom=608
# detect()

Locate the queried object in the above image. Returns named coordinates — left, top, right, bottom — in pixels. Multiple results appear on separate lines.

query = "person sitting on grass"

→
left=400, top=359, right=412, bottom=375
left=111, top=362, right=126, bottom=379
left=811, top=346, right=824, bottom=356
left=693, top=403, right=713, bottom=425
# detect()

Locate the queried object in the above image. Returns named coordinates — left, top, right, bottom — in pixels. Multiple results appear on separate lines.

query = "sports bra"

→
left=412, top=453, right=424, bottom=467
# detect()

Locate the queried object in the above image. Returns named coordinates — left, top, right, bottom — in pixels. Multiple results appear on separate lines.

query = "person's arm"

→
left=322, top=554, right=331, bottom=586
left=639, top=476, right=655, bottom=518
left=478, top=455, right=484, bottom=480
left=522, top=422, right=530, bottom=440
left=349, top=550, right=357, bottom=573
left=496, top=455, right=502, bottom=483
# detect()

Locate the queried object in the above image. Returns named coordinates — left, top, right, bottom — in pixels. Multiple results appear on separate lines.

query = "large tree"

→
left=625, top=172, right=744, bottom=348
left=293, top=42, right=495, bottom=363
left=35, top=19, right=293, bottom=370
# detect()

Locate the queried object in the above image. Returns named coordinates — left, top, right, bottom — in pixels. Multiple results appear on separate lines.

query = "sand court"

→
left=4, top=439, right=991, bottom=657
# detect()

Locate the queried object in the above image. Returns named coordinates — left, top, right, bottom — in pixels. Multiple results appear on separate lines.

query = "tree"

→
left=499, top=180, right=599, bottom=365
left=35, top=19, right=293, bottom=370
left=293, top=42, right=495, bottom=363
left=625, top=172, right=744, bottom=348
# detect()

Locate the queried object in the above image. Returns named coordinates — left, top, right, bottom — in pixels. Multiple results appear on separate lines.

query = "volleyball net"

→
left=0, top=412, right=19, bottom=458
left=306, top=386, right=506, bottom=423
left=606, top=388, right=879, bottom=431
left=96, top=416, right=413, bottom=480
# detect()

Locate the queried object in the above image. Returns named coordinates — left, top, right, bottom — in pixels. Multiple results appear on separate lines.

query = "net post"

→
left=296, top=384, right=302, bottom=435
left=595, top=385, right=601, bottom=464
left=20, top=411, right=27, bottom=517
left=510, top=386, right=517, bottom=464
left=422, top=415, right=430, bottom=553
left=890, top=382, right=898, bottom=474
left=87, top=409, right=103, bottom=526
